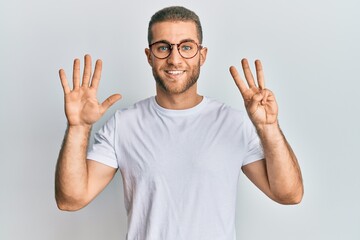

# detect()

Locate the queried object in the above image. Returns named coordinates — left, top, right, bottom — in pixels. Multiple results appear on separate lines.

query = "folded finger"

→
left=248, top=92, right=263, bottom=115
left=261, top=89, right=269, bottom=105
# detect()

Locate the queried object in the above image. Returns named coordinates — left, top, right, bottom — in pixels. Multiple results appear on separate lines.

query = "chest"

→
left=116, top=114, right=246, bottom=186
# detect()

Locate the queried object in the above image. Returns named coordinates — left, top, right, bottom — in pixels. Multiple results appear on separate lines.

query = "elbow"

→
left=273, top=185, right=304, bottom=205
left=56, top=201, right=83, bottom=211
left=278, top=193, right=303, bottom=205
left=55, top=194, right=89, bottom=211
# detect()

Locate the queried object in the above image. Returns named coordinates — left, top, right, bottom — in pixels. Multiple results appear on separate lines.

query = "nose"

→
left=166, top=45, right=183, bottom=65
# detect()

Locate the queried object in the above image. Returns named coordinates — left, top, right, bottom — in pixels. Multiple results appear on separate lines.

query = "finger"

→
left=247, top=92, right=263, bottom=115
left=72, top=58, right=81, bottom=90
left=229, top=66, right=248, bottom=97
left=241, top=58, right=256, bottom=88
left=100, top=94, right=122, bottom=113
left=263, top=89, right=277, bottom=104
left=59, top=69, right=71, bottom=94
left=90, top=59, right=102, bottom=89
left=255, top=59, right=265, bottom=90
left=82, top=54, right=92, bottom=87
left=261, top=89, right=269, bottom=105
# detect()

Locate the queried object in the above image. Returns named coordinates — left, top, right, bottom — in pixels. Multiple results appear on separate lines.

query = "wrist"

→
left=67, top=124, right=92, bottom=134
left=255, top=121, right=282, bottom=140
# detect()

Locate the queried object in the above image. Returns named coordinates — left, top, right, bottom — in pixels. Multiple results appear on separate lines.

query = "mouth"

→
left=165, top=70, right=186, bottom=76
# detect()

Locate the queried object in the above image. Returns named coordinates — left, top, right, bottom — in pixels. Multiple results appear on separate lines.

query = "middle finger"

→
left=241, top=58, right=256, bottom=88
left=82, top=54, right=92, bottom=87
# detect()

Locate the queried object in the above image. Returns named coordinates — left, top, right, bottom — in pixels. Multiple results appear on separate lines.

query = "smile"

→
left=165, top=70, right=185, bottom=75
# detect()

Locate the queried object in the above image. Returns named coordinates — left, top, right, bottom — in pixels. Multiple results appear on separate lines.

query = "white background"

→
left=1, top=0, right=359, bottom=239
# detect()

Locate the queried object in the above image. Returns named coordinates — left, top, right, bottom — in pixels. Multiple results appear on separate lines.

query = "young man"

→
left=55, top=6, right=303, bottom=240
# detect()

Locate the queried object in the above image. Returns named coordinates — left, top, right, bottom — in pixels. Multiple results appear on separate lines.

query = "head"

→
left=147, top=6, right=203, bottom=45
left=145, top=6, right=207, bottom=95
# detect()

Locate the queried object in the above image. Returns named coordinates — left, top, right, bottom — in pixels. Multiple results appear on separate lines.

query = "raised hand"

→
left=59, top=54, right=121, bottom=127
left=229, top=59, right=278, bottom=128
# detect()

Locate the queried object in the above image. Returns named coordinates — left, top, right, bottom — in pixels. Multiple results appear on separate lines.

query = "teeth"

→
left=167, top=70, right=184, bottom=75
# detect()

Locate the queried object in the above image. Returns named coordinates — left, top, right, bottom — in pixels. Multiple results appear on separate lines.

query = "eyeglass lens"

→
left=151, top=41, right=199, bottom=59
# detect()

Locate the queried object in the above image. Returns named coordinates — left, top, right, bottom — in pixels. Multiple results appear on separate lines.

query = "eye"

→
left=181, top=44, right=193, bottom=51
left=157, top=44, right=170, bottom=52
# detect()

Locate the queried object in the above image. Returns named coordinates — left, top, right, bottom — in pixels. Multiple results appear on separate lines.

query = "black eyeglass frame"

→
left=149, top=40, right=203, bottom=59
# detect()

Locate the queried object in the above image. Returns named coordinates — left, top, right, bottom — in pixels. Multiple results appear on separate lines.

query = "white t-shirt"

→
left=88, top=96, right=264, bottom=240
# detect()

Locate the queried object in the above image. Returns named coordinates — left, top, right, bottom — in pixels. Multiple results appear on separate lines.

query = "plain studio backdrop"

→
left=0, top=0, right=359, bottom=239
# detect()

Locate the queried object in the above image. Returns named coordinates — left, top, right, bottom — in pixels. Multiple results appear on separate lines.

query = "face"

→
left=145, top=21, right=207, bottom=95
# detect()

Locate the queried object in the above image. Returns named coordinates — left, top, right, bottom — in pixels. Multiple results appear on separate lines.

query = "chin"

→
left=154, top=74, right=199, bottom=95
left=157, top=79, right=198, bottom=94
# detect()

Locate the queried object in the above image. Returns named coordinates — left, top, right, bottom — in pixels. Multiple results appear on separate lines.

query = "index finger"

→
left=229, top=66, right=248, bottom=97
left=90, top=59, right=102, bottom=89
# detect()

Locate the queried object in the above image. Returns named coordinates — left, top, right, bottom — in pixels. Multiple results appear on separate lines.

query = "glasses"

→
left=149, top=40, right=202, bottom=59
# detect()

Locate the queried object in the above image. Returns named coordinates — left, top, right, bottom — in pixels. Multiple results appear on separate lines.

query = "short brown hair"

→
left=148, top=6, right=203, bottom=44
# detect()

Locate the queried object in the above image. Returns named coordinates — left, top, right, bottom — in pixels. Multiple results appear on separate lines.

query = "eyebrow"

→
left=151, top=38, right=197, bottom=45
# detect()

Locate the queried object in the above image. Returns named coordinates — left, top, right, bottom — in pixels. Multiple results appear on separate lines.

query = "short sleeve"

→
left=87, top=115, right=118, bottom=169
left=242, top=115, right=265, bottom=166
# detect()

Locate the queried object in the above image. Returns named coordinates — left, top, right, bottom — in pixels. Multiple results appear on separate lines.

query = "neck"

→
left=155, top=84, right=203, bottom=110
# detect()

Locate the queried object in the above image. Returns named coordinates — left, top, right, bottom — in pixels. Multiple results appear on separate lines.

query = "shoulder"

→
left=113, top=97, right=154, bottom=118
left=203, top=97, right=247, bottom=120
left=202, top=97, right=258, bottom=136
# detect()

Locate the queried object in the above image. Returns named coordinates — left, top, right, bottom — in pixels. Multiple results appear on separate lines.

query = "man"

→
left=55, top=6, right=303, bottom=240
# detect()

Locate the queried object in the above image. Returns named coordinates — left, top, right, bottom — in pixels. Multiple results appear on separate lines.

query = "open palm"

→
left=59, top=55, right=121, bottom=127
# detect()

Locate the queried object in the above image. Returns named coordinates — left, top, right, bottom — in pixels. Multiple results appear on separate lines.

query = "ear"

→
left=145, top=48, right=153, bottom=67
left=199, top=47, right=208, bottom=66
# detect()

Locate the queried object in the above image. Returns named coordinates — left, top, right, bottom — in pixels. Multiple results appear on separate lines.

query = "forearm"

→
left=55, top=125, right=92, bottom=210
left=256, top=122, right=303, bottom=203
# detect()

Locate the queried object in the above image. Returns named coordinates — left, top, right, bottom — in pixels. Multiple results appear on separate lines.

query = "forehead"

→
left=150, top=21, right=198, bottom=43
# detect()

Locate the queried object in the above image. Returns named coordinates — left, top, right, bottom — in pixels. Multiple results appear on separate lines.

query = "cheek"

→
left=190, top=58, right=202, bottom=69
left=151, top=61, right=166, bottom=75
left=152, top=60, right=162, bottom=70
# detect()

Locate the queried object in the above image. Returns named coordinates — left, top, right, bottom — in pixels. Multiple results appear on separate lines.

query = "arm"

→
left=55, top=55, right=121, bottom=211
left=230, top=59, right=303, bottom=204
left=242, top=125, right=303, bottom=204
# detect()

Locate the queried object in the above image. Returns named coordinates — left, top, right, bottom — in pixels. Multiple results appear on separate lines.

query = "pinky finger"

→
left=59, top=69, right=71, bottom=94
left=261, top=89, right=269, bottom=105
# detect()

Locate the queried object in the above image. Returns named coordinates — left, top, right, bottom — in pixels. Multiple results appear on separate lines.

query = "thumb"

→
left=101, top=94, right=122, bottom=112
left=246, top=92, right=263, bottom=115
